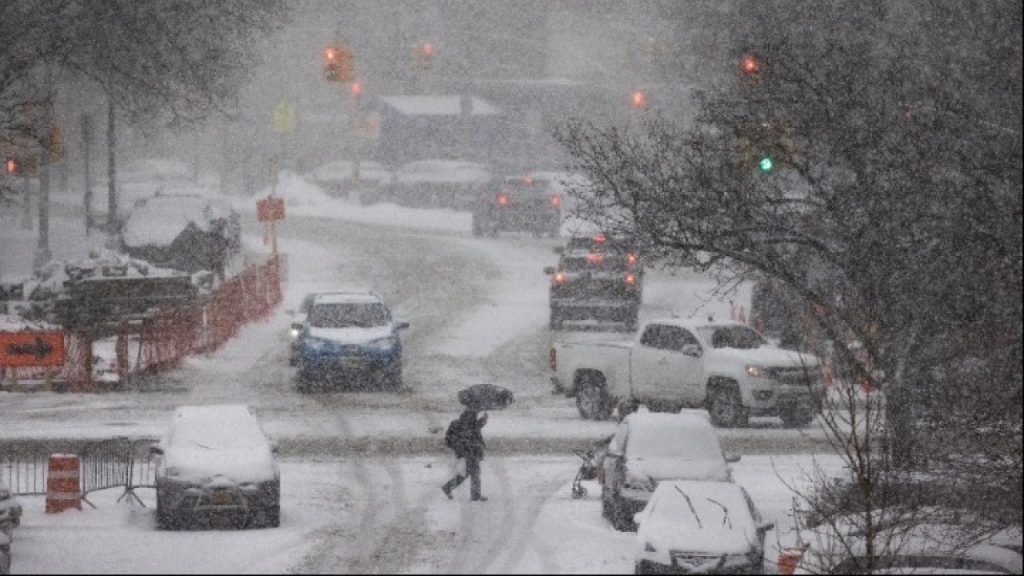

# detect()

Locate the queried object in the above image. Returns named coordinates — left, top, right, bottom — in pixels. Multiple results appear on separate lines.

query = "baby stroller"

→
left=571, top=448, right=601, bottom=499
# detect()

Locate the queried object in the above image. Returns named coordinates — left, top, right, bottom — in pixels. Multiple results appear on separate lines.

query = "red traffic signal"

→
left=631, top=90, right=647, bottom=109
left=4, top=159, right=15, bottom=175
left=740, top=53, right=761, bottom=75
left=323, top=44, right=355, bottom=83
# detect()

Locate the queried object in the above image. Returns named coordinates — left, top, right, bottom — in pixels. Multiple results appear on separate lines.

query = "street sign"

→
left=272, top=100, right=297, bottom=134
left=0, top=331, right=65, bottom=367
left=257, top=197, right=285, bottom=222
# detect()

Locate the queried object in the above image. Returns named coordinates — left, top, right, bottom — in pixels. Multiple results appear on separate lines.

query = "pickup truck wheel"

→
left=577, top=384, right=612, bottom=420
left=707, top=383, right=748, bottom=428
left=780, top=404, right=815, bottom=428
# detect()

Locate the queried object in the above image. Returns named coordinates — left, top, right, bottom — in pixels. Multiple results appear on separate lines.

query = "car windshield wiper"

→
left=675, top=486, right=703, bottom=529
left=706, top=497, right=732, bottom=529
left=192, top=441, right=214, bottom=450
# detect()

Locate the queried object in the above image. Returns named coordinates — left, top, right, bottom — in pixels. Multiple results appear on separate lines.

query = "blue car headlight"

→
left=367, top=336, right=398, bottom=352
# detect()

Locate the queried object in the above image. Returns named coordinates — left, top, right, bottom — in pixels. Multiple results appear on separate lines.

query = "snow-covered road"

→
left=3, top=180, right=838, bottom=574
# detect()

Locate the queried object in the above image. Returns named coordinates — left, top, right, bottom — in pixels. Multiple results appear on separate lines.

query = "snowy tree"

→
left=556, top=0, right=1022, bottom=556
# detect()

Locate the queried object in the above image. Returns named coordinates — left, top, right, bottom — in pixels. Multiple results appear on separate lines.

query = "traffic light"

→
left=738, top=121, right=795, bottom=174
left=323, top=44, right=355, bottom=83
left=413, top=41, right=435, bottom=69
left=740, top=53, right=761, bottom=76
left=757, top=155, right=774, bottom=174
left=4, top=159, right=14, bottom=175
left=631, top=90, right=647, bottom=109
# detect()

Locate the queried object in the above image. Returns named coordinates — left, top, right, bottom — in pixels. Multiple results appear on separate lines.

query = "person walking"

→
left=442, top=408, right=488, bottom=502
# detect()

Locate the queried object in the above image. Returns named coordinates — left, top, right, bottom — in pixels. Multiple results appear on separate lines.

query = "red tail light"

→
left=550, top=195, right=561, bottom=207
left=593, top=233, right=606, bottom=244
left=627, top=253, right=638, bottom=266
left=549, top=347, right=557, bottom=371
left=553, top=272, right=566, bottom=285
left=586, top=252, right=604, bottom=265
left=624, top=273, right=636, bottom=286
left=497, top=193, right=509, bottom=206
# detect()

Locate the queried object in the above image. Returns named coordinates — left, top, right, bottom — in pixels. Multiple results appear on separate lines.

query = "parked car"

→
left=783, top=517, right=1023, bottom=574
left=0, top=481, right=21, bottom=575
left=471, top=174, right=562, bottom=238
left=601, top=410, right=739, bottom=531
left=293, top=291, right=409, bottom=391
left=549, top=318, right=822, bottom=426
left=634, top=480, right=774, bottom=575
left=0, top=532, right=10, bottom=576
left=0, top=481, right=21, bottom=536
left=391, top=159, right=490, bottom=209
left=544, top=234, right=643, bottom=331
left=120, top=193, right=240, bottom=277
left=288, top=292, right=318, bottom=366
left=307, top=160, right=393, bottom=204
left=150, top=404, right=281, bottom=530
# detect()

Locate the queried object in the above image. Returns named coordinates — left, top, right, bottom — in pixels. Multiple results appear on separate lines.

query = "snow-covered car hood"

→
left=628, top=457, right=731, bottom=483
left=709, top=346, right=819, bottom=369
left=307, top=325, right=394, bottom=345
left=162, top=446, right=277, bottom=485
left=641, top=515, right=758, bottom=556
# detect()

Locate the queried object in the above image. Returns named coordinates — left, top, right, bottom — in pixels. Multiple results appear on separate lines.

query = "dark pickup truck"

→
left=543, top=235, right=643, bottom=331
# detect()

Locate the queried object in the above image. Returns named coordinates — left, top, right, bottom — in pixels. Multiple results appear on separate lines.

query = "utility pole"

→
left=106, top=87, right=118, bottom=241
left=81, top=114, right=93, bottom=235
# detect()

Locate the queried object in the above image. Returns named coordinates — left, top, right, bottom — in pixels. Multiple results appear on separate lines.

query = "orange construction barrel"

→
left=45, top=454, right=82, bottom=513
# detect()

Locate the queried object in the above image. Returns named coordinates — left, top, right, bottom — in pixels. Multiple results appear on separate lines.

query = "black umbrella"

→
left=458, top=384, right=514, bottom=411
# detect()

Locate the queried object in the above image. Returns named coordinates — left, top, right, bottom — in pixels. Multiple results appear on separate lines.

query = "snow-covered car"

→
left=293, top=291, right=410, bottom=391
left=783, top=518, right=1024, bottom=575
left=120, top=193, right=240, bottom=276
left=150, top=405, right=281, bottom=530
left=602, top=410, right=739, bottom=531
left=308, top=160, right=393, bottom=204
left=0, top=481, right=18, bottom=575
left=0, top=531, right=10, bottom=576
left=0, top=481, right=22, bottom=537
left=634, top=480, right=774, bottom=575
left=391, top=159, right=491, bottom=209
left=288, top=292, right=318, bottom=366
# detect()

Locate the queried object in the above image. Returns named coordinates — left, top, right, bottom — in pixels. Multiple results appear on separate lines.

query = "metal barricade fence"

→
left=1, top=437, right=159, bottom=504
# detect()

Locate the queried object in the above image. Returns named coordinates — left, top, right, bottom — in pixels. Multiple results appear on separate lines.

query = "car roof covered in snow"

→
left=646, top=318, right=751, bottom=331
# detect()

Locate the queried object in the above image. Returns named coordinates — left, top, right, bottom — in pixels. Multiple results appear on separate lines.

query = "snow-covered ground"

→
left=3, top=166, right=837, bottom=573
left=9, top=454, right=841, bottom=574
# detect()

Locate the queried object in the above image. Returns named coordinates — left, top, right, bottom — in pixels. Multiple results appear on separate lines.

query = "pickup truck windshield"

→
left=697, top=325, right=766, bottom=350
left=309, top=303, right=391, bottom=328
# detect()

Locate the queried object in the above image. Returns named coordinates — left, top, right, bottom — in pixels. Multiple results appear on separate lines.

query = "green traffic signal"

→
left=758, top=155, right=774, bottom=173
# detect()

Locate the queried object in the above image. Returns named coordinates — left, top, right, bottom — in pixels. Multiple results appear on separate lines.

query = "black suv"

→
left=543, top=234, right=643, bottom=330
left=472, top=175, right=562, bottom=238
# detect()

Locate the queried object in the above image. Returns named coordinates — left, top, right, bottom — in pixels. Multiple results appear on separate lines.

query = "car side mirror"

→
left=291, top=322, right=304, bottom=331
left=681, top=343, right=702, bottom=357
left=148, top=445, right=163, bottom=457
left=725, top=452, right=741, bottom=463
left=396, top=321, right=410, bottom=330
left=543, top=266, right=555, bottom=275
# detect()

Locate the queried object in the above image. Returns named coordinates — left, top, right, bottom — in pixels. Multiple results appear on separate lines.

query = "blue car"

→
left=294, top=291, right=409, bottom=391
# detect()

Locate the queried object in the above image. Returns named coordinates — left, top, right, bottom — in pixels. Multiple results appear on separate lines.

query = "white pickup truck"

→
left=549, top=318, right=823, bottom=427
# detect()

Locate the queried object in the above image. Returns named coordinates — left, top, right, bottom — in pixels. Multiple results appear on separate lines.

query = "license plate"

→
left=210, top=490, right=234, bottom=505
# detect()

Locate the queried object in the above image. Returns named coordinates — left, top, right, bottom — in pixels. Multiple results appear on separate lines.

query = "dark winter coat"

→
left=452, top=409, right=487, bottom=460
